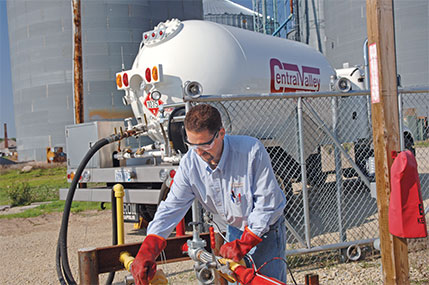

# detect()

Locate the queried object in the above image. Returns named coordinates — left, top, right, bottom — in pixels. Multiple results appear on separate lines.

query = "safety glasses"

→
left=185, top=130, right=219, bottom=150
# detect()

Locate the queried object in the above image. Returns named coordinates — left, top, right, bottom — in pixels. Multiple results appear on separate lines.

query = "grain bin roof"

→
left=203, top=0, right=255, bottom=16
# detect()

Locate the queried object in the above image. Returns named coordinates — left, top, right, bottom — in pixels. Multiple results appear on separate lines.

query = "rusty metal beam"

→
left=78, top=233, right=210, bottom=281
left=79, top=247, right=99, bottom=284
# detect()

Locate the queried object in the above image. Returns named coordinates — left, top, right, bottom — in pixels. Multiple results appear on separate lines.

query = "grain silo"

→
left=6, top=0, right=203, bottom=161
left=203, top=0, right=256, bottom=31
left=295, top=0, right=428, bottom=87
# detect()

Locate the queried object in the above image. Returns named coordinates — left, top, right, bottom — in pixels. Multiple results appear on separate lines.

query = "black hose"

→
left=105, top=190, right=118, bottom=284
left=56, top=135, right=123, bottom=284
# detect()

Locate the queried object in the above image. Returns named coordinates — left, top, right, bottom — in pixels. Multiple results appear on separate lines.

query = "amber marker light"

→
left=152, top=66, right=159, bottom=81
left=116, top=74, right=123, bottom=88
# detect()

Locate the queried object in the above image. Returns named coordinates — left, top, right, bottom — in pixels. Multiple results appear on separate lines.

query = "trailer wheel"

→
left=404, top=132, right=416, bottom=156
left=168, top=107, right=188, bottom=155
left=306, top=151, right=327, bottom=188
left=137, top=204, right=158, bottom=223
left=266, top=146, right=299, bottom=201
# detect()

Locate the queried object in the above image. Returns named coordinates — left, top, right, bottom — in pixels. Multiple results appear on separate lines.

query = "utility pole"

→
left=366, top=0, right=409, bottom=284
left=72, top=0, right=84, bottom=124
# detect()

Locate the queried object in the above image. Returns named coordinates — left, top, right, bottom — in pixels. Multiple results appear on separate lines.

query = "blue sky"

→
left=0, top=0, right=252, bottom=139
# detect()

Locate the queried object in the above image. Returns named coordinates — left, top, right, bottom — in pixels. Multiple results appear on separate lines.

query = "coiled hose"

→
left=56, top=133, right=128, bottom=284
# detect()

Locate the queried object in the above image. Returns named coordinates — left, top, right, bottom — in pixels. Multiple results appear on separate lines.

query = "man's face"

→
left=185, top=127, right=225, bottom=167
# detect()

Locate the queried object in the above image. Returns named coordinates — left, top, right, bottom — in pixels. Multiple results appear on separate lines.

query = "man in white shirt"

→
left=131, top=104, right=287, bottom=284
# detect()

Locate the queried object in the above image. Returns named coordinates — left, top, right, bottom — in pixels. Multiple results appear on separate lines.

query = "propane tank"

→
left=116, top=19, right=336, bottom=147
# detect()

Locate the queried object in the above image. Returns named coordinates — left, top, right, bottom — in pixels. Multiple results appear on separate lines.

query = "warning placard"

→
left=144, top=93, right=163, bottom=116
left=369, top=43, right=380, bottom=104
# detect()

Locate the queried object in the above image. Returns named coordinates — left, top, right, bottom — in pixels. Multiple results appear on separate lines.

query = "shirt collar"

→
left=215, top=134, right=229, bottom=172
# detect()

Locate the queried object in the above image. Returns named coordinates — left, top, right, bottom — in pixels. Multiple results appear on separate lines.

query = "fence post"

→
left=331, top=97, right=346, bottom=242
left=298, top=97, right=311, bottom=248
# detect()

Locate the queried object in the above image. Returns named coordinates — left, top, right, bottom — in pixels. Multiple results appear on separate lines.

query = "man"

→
left=131, top=104, right=287, bottom=284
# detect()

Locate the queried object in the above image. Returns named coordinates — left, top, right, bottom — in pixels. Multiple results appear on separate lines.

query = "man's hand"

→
left=131, top=235, right=166, bottom=285
left=220, top=227, right=262, bottom=262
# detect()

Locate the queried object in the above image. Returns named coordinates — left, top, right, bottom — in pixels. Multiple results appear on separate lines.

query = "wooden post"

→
left=72, top=0, right=84, bottom=124
left=366, top=0, right=409, bottom=284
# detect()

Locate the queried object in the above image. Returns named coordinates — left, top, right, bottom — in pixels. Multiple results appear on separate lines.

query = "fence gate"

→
left=188, top=87, right=429, bottom=268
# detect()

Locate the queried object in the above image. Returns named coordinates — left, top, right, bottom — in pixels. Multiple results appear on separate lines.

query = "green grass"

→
left=415, top=140, right=429, bottom=148
left=0, top=165, right=69, bottom=205
left=0, top=200, right=111, bottom=219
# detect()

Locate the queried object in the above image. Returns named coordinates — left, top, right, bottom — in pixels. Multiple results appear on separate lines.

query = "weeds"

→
left=7, top=182, right=32, bottom=206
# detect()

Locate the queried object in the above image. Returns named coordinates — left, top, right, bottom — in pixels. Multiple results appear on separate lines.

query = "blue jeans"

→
left=226, top=216, right=287, bottom=283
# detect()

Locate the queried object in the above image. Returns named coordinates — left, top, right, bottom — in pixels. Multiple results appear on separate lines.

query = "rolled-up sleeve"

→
left=147, top=162, right=195, bottom=239
left=247, top=143, right=286, bottom=237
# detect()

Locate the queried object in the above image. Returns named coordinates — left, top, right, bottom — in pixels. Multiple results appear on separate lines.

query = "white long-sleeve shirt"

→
left=147, top=135, right=286, bottom=238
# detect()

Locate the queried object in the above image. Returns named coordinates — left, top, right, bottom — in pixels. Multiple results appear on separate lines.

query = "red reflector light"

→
left=123, top=73, right=129, bottom=87
left=152, top=32, right=155, bottom=38
left=169, top=169, right=176, bottom=178
left=159, top=31, right=163, bottom=36
left=67, top=174, right=71, bottom=179
left=144, top=34, right=148, bottom=39
left=145, top=68, right=151, bottom=82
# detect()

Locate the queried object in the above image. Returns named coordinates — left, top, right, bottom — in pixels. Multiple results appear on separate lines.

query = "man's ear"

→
left=219, top=127, right=226, bottom=138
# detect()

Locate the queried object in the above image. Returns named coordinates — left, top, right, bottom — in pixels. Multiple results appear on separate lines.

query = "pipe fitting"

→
left=119, top=251, right=135, bottom=272
left=113, top=184, right=125, bottom=198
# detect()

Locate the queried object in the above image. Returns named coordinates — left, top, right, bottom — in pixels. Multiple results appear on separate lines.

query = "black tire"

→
left=306, top=152, right=327, bottom=187
left=404, top=132, right=416, bottom=156
left=266, top=146, right=298, bottom=201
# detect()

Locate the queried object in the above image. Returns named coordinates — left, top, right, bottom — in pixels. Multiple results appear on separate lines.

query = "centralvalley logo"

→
left=270, top=58, right=321, bottom=92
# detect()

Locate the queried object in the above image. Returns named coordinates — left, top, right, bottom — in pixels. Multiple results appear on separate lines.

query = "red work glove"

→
left=220, top=227, right=262, bottom=262
left=131, top=234, right=167, bottom=285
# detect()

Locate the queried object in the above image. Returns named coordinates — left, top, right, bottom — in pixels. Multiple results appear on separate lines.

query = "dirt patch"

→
left=0, top=210, right=428, bottom=284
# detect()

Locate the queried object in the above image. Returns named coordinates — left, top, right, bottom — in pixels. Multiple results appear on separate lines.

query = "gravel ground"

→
left=0, top=209, right=428, bottom=284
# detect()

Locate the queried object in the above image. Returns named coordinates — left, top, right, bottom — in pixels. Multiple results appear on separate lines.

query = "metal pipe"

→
left=72, top=0, right=84, bottom=124
left=363, top=38, right=373, bottom=137
left=398, top=92, right=405, bottom=151
left=185, top=88, right=428, bottom=103
left=331, top=97, right=346, bottom=242
left=273, top=0, right=278, bottom=31
left=302, top=100, right=371, bottom=189
left=272, top=14, right=293, bottom=37
left=311, top=0, right=323, bottom=53
left=304, top=0, right=309, bottom=44
left=297, top=98, right=311, bottom=248
left=114, top=184, right=125, bottom=245
left=286, top=238, right=377, bottom=256
left=284, top=218, right=307, bottom=248
left=262, top=0, right=267, bottom=34
left=185, top=90, right=372, bottom=102
left=252, top=0, right=258, bottom=32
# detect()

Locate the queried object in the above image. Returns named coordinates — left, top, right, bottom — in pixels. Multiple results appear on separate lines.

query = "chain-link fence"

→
left=188, top=87, right=429, bottom=269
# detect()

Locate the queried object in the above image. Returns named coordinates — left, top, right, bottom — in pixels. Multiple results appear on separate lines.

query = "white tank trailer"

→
left=115, top=20, right=367, bottom=160
left=63, top=19, right=413, bottom=223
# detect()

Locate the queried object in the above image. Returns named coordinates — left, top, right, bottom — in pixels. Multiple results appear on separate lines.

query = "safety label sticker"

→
left=369, top=43, right=380, bottom=104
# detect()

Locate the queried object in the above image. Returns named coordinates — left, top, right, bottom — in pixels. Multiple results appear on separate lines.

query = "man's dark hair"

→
left=184, top=104, right=222, bottom=133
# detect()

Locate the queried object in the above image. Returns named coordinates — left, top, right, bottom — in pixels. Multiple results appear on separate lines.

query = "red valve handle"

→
left=209, top=226, right=216, bottom=249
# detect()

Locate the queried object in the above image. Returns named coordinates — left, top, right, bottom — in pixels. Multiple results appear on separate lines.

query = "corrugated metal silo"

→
left=203, top=0, right=255, bottom=31
left=299, top=0, right=428, bottom=87
left=6, top=0, right=203, bottom=161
